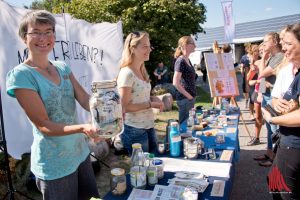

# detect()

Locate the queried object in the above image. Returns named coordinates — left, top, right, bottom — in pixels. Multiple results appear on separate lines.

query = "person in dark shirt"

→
left=240, top=44, right=251, bottom=108
left=153, top=61, right=168, bottom=85
left=173, top=36, right=197, bottom=124
left=200, top=52, right=207, bottom=83
left=262, top=22, right=300, bottom=200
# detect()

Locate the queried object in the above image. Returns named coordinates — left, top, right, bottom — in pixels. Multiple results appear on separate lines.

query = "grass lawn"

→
left=154, top=86, right=212, bottom=140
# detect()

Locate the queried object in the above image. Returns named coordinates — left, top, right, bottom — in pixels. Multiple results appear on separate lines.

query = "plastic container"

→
left=89, top=80, right=123, bottom=139
left=169, top=122, right=181, bottom=157
left=130, top=143, right=147, bottom=189
left=110, top=168, right=126, bottom=195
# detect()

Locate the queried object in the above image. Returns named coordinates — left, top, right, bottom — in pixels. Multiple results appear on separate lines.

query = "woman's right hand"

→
left=272, top=98, right=290, bottom=113
left=82, top=124, right=104, bottom=141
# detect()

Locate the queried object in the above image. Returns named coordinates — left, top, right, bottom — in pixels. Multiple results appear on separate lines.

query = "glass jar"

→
left=89, top=80, right=123, bottom=139
left=110, top=168, right=127, bottom=195
left=153, top=159, right=164, bottom=179
left=147, top=154, right=157, bottom=186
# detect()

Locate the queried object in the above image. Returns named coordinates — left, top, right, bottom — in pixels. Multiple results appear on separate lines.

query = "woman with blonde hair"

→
left=117, top=31, right=164, bottom=154
left=173, top=36, right=197, bottom=124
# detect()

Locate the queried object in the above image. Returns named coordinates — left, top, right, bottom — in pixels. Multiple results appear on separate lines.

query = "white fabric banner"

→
left=0, top=1, right=123, bottom=159
left=221, top=1, right=235, bottom=42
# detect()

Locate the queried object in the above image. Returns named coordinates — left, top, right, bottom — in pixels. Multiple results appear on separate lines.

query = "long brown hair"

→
left=286, top=22, right=300, bottom=43
left=119, top=31, right=150, bottom=82
left=265, top=32, right=282, bottom=50
left=174, top=36, right=194, bottom=58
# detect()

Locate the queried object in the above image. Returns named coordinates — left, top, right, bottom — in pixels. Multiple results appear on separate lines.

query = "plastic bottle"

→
left=186, top=110, right=194, bottom=136
left=221, top=98, right=230, bottom=114
left=169, top=122, right=181, bottom=157
left=146, top=154, right=158, bottom=186
left=130, top=143, right=147, bottom=189
left=191, top=108, right=199, bottom=125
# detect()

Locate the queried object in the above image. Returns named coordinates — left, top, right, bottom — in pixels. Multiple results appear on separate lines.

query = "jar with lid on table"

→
left=110, top=168, right=127, bottom=195
left=89, top=80, right=123, bottom=139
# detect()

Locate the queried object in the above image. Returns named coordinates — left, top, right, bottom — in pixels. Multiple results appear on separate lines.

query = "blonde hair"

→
left=248, top=44, right=259, bottom=56
left=174, top=36, right=194, bottom=58
left=119, top=31, right=150, bottom=82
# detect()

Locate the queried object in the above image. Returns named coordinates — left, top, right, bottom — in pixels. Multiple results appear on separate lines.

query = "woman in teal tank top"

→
left=6, top=10, right=100, bottom=200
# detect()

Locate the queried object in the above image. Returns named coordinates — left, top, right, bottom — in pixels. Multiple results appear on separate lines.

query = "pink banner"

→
left=221, top=1, right=235, bottom=42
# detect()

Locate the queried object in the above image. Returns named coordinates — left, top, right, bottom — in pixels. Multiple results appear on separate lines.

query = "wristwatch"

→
left=268, top=117, right=274, bottom=125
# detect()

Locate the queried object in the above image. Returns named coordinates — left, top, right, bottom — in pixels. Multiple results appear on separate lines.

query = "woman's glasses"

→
left=26, top=30, right=55, bottom=39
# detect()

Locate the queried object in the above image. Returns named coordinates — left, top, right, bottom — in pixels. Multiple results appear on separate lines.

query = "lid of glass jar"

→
left=132, top=143, right=142, bottom=149
left=111, top=168, right=125, bottom=176
left=91, top=80, right=117, bottom=89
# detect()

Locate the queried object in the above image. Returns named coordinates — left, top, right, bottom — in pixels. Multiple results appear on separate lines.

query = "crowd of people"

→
left=239, top=23, right=300, bottom=199
left=4, top=8, right=300, bottom=200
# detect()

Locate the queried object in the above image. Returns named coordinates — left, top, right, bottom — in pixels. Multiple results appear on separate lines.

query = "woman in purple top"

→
left=172, top=36, right=197, bottom=124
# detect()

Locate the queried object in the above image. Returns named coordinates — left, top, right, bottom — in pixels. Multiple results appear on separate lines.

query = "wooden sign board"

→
left=204, top=53, right=239, bottom=97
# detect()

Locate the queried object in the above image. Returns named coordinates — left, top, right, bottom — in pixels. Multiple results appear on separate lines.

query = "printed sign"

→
left=204, top=53, right=239, bottom=97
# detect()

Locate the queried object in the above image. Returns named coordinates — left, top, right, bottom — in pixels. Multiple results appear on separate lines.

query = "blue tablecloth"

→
left=103, top=165, right=235, bottom=200
left=197, top=112, right=240, bottom=161
left=103, top=110, right=240, bottom=199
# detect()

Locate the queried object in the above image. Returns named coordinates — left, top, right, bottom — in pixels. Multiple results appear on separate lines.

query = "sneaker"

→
left=247, top=137, right=260, bottom=146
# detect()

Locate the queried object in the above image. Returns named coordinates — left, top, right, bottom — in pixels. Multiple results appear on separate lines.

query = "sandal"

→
left=259, top=159, right=273, bottom=167
left=253, top=154, right=270, bottom=161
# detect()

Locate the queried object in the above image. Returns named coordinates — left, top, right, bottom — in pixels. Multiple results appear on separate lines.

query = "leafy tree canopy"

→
left=31, top=0, right=206, bottom=82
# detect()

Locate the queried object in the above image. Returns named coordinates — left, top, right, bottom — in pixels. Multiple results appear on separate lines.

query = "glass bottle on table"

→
left=130, top=143, right=147, bottom=189
left=169, top=122, right=181, bottom=157
left=146, top=153, right=158, bottom=186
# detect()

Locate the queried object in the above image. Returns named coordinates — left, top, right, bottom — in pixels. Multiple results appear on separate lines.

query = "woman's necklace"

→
left=30, top=61, right=52, bottom=75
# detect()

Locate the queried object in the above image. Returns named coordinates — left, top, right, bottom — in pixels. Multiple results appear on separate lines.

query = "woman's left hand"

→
left=151, top=101, right=164, bottom=112
left=265, top=81, right=273, bottom=89
left=261, top=107, right=272, bottom=123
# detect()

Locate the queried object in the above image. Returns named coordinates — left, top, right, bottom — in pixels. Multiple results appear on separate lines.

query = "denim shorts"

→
left=121, top=124, right=157, bottom=155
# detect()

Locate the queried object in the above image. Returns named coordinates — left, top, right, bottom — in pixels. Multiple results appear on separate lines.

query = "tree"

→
left=31, top=0, right=206, bottom=83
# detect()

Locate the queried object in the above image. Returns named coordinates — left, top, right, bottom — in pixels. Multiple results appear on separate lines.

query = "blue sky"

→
left=199, top=0, right=300, bottom=27
left=4, top=0, right=300, bottom=28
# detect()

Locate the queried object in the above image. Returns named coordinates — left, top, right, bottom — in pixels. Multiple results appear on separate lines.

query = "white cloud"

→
left=265, top=7, right=272, bottom=12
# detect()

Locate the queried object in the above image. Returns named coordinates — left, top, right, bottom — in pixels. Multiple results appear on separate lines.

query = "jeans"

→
left=262, top=94, right=278, bottom=150
left=36, top=155, right=99, bottom=200
left=121, top=124, right=157, bottom=155
left=176, top=98, right=195, bottom=125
